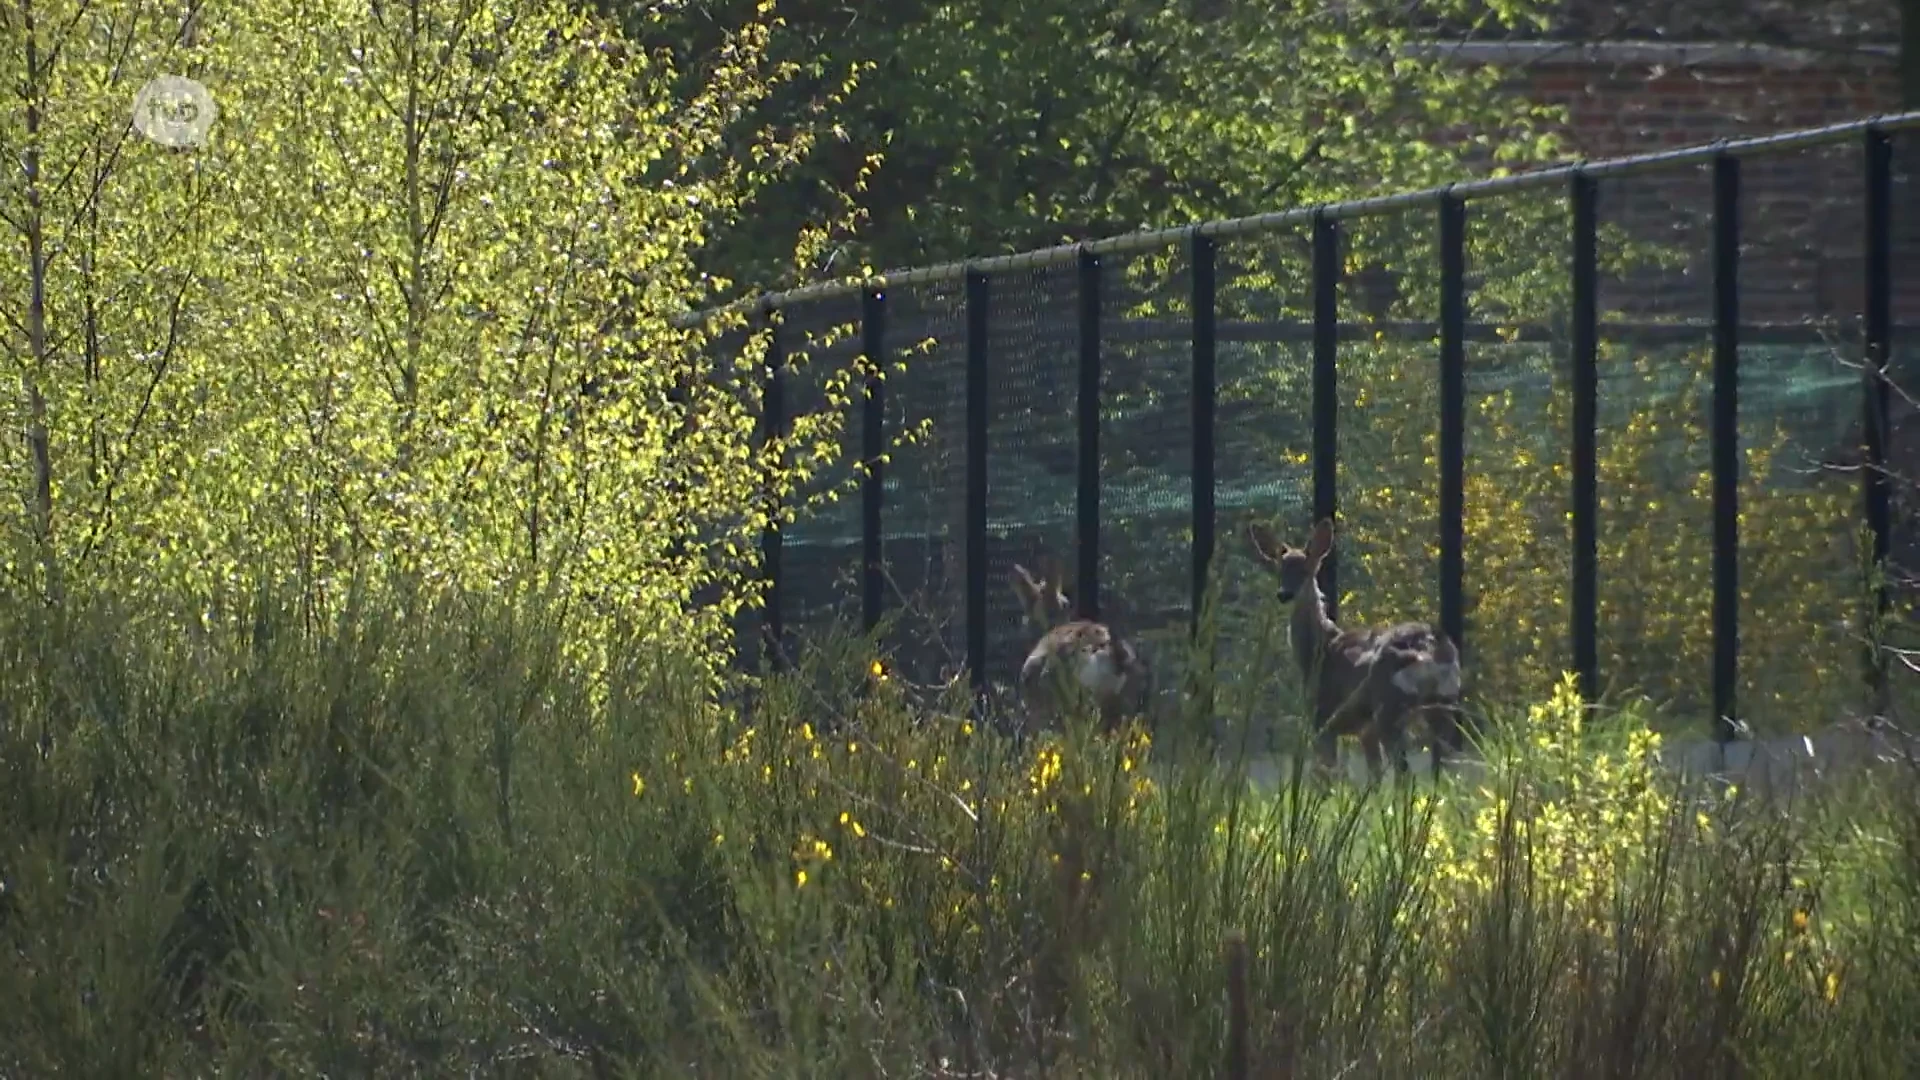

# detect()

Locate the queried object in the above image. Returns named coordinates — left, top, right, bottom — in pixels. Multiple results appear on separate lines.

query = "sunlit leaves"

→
left=2, top=0, right=871, bottom=685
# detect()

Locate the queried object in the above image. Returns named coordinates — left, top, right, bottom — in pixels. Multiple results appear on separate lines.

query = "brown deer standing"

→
left=1008, top=557, right=1154, bottom=736
left=1249, top=517, right=1464, bottom=779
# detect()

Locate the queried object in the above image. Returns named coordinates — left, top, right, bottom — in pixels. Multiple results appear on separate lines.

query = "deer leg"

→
left=1311, top=720, right=1342, bottom=776
left=1380, top=713, right=1412, bottom=777
left=1425, top=703, right=1458, bottom=778
left=1360, top=711, right=1409, bottom=782
left=1439, top=701, right=1471, bottom=775
left=1358, top=724, right=1387, bottom=782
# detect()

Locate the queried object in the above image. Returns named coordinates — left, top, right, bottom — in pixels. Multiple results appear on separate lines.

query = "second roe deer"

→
left=1249, top=517, right=1464, bottom=778
left=1009, top=557, right=1153, bottom=737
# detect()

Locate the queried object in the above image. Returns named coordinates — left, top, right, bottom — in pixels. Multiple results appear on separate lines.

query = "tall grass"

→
left=3, top=581, right=1919, bottom=1077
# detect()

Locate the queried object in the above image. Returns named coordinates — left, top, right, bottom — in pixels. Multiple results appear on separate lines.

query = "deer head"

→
left=1248, top=517, right=1333, bottom=606
left=1010, top=557, right=1073, bottom=630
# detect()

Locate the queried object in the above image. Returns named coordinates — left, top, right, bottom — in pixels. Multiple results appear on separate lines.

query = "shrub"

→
left=0, top=583, right=1909, bottom=1075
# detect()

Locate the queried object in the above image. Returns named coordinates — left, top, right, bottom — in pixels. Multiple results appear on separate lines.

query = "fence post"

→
left=1192, top=234, right=1218, bottom=639
left=1077, top=249, right=1103, bottom=620
left=760, top=308, right=786, bottom=672
left=1711, top=153, right=1741, bottom=744
left=1569, top=173, right=1600, bottom=703
left=966, top=270, right=992, bottom=700
left=1312, top=213, right=1341, bottom=618
left=862, top=287, right=887, bottom=634
left=1864, top=127, right=1894, bottom=710
left=1438, top=193, right=1467, bottom=660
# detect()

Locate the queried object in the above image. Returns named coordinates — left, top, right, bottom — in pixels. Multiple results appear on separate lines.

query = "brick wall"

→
left=1417, top=43, right=1913, bottom=325
left=1519, top=51, right=1899, bottom=156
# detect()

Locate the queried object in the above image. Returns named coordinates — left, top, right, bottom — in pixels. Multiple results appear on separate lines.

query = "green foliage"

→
left=619, top=0, right=1567, bottom=286
left=0, top=0, right=881, bottom=680
left=1292, top=332, right=1863, bottom=734
left=2, top=584, right=1914, bottom=1075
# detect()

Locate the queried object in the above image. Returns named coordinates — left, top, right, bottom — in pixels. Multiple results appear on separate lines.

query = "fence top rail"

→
left=675, top=110, right=1920, bottom=327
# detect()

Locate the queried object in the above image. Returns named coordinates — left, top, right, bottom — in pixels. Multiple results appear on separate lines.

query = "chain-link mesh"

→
left=1887, top=134, right=1920, bottom=719
left=982, top=263, right=1082, bottom=693
left=775, top=290, right=865, bottom=663
left=1098, top=246, right=1193, bottom=707
left=1593, top=165, right=1717, bottom=724
left=878, top=279, right=968, bottom=687
left=1735, top=141, right=1872, bottom=733
left=1335, top=210, right=1442, bottom=653
left=1466, top=185, right=1573, bottom=707
left=1210, top=232, right=1317, bottom=750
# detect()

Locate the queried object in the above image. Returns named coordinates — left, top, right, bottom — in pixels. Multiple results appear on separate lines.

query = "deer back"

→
left=1020, top=619, right=1152, bottom=729
left=1303, top=621, right=1460, bottom=729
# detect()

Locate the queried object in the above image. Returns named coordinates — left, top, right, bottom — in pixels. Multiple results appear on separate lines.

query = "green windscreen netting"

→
left=770, top=290, right=865, bottom=662
left=978, top=263, right=1082, bottom=691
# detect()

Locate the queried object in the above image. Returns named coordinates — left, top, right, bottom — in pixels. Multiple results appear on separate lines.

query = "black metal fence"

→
left=709, top=113, right=1920, bottom=743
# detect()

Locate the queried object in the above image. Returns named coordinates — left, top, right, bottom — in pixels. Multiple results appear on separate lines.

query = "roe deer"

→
left=1009, top=557, right=1153, bottom=736
left=1248, top=517, right=1464, bottom=778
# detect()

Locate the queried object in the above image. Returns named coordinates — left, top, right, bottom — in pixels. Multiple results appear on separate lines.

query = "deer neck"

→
left=1290, top=578, right=1339, bottom=674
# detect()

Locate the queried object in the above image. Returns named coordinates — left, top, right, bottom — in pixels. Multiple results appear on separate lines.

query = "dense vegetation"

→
left=2, top=0, right=1912, bottom=1074
left=8, top=588, right=1920, bottom=1075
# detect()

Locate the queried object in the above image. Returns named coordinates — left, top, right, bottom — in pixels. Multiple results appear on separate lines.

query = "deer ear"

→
left=1041, top=554, right=1069, bottom=594
left=1306, top=518, right=1334, bottom=561
left=1248, top=521, right=1286, bottom=565
left=1009, top=564, right=1042, bottom=608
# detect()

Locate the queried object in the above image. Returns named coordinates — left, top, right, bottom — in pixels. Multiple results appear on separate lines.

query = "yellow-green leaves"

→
left=2, top=0, right=867, bottom=685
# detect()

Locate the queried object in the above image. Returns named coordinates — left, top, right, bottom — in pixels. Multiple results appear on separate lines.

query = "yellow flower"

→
left=1029, top=746, right=1064, bottom=793
left=1825, top=968, right=1841, bottom=1003
left=796, top=869, right=808, bottom=887
left=1792, top=909, right=1809, bottom=934
left=631, top=771, right=645, bottom=797
left=801, top=722, right=815, bottom=741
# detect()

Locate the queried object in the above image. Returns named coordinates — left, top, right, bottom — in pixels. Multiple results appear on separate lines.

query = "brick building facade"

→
left=1421, top=39, right=1913, bottom=324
